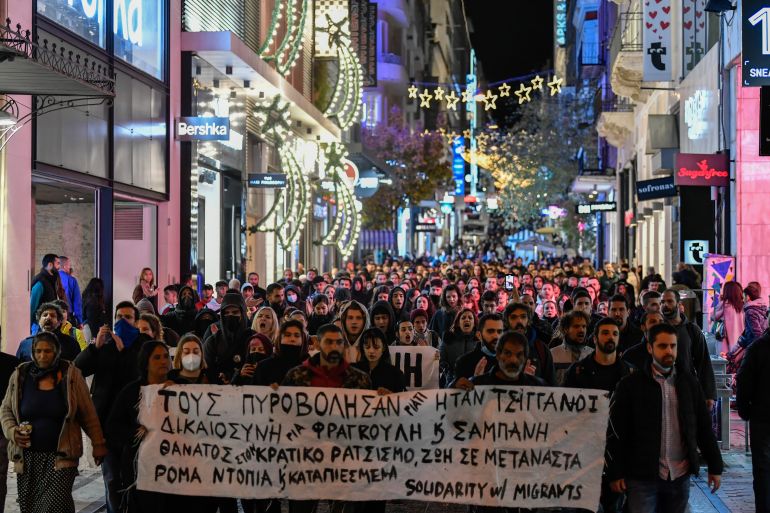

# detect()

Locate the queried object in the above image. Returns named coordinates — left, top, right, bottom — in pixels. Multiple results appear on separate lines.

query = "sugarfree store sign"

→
left=37, top=0, right=166, bottom=79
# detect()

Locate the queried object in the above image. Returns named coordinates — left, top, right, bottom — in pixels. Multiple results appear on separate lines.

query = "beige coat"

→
left=0, top=361, right=107, bottom=473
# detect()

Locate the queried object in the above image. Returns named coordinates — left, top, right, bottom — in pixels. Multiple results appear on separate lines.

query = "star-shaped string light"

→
left=407, top=85, right=418, bottom=99
left=481, top=89, right=498, bottom=111
left=498, top=83, right=511, bottom=97
left=547, top=76, right=564, bottom=96
left=463, top=129, right=471, bottom=138
left=445, top=90, right=460, bottom=110
left=419, top=89, right=433, bottom=108
left=531, top=75, right=544, bottom=91
left=514, top=83, right=533, bottom=104
left=461, top=88, right=475, bottom=103
left=433, top=86, right=445, bottom=100
left=323, top=13, right=350, bottom=49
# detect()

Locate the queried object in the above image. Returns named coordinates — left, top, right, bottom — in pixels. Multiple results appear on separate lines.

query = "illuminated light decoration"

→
left=498, top=82, right=511, bottom=97
left=271, top=0, right=311, bottom=76
left=314, top=3, right=350, bottom=57
left=684, top=90, right=712, bottom=140
left=257, top=0, right=284, bottom=55
left=433, top=86, right=446, bottom=100
left=531, top=75, right=544, bottom=91
left=407, top=85, right=418, bottom=99
left=320, top=14, right=364, bottom=130
left=463, top=129, right=471, bottom=139
left=252, top=94, right=292, bottom=144
left=445, top=90, right=460, bottom=110
left=461, top=88, right=475, bottom=103
left=481, top=89, right=498, bottom=111
left=547, top=76, right=564, bottom=96
left=419, top=89, right=433, bottom=108
left=318, top=142, right=361, bottom=257
left=514, top=83, right=533, bottom=104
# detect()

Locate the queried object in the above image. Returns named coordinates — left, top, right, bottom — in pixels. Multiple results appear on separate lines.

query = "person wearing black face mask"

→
left=161, top=285, right=198, bottom=336
left=202, top=293, right=254, bottom=384
left=231, top=333, right=274, bottom=385
left=252, top=320, right=309, bottom=387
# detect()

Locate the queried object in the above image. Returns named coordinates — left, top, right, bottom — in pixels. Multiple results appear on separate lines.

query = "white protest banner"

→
left=643, top=0, right=673, bottom=81
left=137, top=385, right=609, bottom=510
left=389, top=346, right=440, bottom=390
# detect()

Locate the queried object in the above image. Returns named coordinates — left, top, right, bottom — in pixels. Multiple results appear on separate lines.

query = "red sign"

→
left=675, top=153, right=729, bottom=187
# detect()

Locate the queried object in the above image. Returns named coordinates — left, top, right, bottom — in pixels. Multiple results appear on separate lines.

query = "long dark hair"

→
left=356, top=328, right=391, bottom=371
left=138, top=341, right=169, bottom=385
left=449, top=307, right=478, bottom=335
left=82, top=278, right=105, bottom=312
left=274, top=319, right=309, bottom=357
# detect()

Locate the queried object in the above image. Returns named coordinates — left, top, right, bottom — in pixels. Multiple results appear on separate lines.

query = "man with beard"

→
left=17, top=302, right=80, bottom=361
left=480, top=291, right=498, bottom=316
left=281, top=324, right=372, bottom=513
left=162, top=286, right=198, bottom=336
left=631, top=290, right=661, bottom=326
left=29, top=254, right=60, bottom=330
left=453, top=313, right=505, bottom=380
left=266, top=283, right=287, bottom=319
left=75, top=301, right=150, bottom=513
left=389, top=286, right=410, bottom=323
left=607, top=324, right=723, bottom=512
left=660, top=289, right=717, bottom=409
left=622, top=311, right=666, bottom=371
left=550, top=310, right=593, bottom=386
left=247, top=272, right=268, bottom=302
left=203, top=293, right=255, bottom=384
left=503, top=302, right=555, bottom=385
left=565, top=317, right=631, bottom=513
left=429, top=279, right=444, bottom=309
left=608, top=294, right=643, bottom=355
left=520, top=293, right=553, bottom=342
left=454, top=331, right=548, bottom=389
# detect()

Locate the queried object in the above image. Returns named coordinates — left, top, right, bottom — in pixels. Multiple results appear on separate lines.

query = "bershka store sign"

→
left=675, top=153, right=729, bottom=187
left=176, top=117, right=230, bottom=141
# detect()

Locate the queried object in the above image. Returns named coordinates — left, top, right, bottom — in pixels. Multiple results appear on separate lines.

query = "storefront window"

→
left=37, top=0, right=106, bottom=48
left=114, top=71, right=167, bottom=193
left=114, top=0, right=166, bottom=80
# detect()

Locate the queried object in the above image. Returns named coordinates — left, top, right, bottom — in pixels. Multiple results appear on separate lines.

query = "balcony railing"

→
left=609, top=12, right=642, bottom=70
left=580, top=42, right=603, bottom=67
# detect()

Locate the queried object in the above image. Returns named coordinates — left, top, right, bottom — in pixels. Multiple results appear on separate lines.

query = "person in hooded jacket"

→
left=161, top=285, right=198, bottom=336
left=251, top=320, right=309, bottom=387
left=439, top=308, right=478, bottom=387
left=339, top=300, right=370, bottom=359
left=369, top=300, right=396, bottom=344
left=430, top=285, right=461, bottom=341
left=388, top=286, right=410, bottom=323
left=308, top=295, right=333, bottom=336
left=193, top=308, right=218, bottom=340
left=203, top=293, right=255, bottom=385
left=741, top=282, right=768, bottom=350
left=452, top=313, right=505, bottom=382
left=351, top=276, right=372, bottom=306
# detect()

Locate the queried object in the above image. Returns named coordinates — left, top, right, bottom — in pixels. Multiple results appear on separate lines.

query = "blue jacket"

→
left=59, top=271, right=82, bottom=325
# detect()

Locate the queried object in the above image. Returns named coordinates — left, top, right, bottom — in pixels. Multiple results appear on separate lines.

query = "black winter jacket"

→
left=453, top=343, right=496, bottom=381
left=606, top=364, right=723, bottom=482
left=353, top=360, right=407, bottom=393
left=736, top=330, right=770, bottom=423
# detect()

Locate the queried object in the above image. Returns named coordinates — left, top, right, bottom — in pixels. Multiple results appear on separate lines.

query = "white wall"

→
left=198, top=174, right=221, bottom=284
left=113, top=204, right=157, bottom=306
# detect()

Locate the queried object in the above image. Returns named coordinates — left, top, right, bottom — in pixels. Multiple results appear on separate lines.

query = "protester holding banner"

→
left=168, top=334, right=209, bottom=385
left=452, top=313, right=505, bottom=381
left=106, top=341, right=175, bottom=512
left=502, top=302, right=555, bottom=386
left=1, top=331, right=106, bottom=513
left=438, top=308, right=478, bottom=387
left=249, top=319, right=309, bottom=388
left=282, top=324, right=371, bottom=513
left=607, top=324, right=723, bottom=513
left=564, top=317, right=632, bottom=513
left=354, top=327, right=406, bottom=394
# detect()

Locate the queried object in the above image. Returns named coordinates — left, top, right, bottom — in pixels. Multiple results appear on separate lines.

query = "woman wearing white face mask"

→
left=168, top=334, right=209, bottom=384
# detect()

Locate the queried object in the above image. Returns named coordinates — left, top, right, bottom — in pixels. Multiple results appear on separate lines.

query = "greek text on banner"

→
left=136, top=385, right=610, bottom=510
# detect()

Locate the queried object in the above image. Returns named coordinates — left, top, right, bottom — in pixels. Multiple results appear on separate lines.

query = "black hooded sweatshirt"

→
left=203, top=293, right=255, bottom=384
left=388, top=286, right=411, bottom=323
left=161, top=285, right=198, bottom=336
left=369, top=300, right=397, bottom=343
left=353, top=340, right=407, bottom=393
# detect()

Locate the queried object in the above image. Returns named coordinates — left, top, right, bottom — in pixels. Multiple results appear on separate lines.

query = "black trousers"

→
left=751, top=420, right=770, bottom=513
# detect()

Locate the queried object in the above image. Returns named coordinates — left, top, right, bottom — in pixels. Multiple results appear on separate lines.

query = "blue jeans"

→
left=626, top=475, right=689, bottom=513
left=751, top=420, right=770, bottom=513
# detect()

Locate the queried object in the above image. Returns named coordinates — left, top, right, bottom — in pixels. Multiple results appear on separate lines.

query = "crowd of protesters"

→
left=2, top=252, right=770, bottom=513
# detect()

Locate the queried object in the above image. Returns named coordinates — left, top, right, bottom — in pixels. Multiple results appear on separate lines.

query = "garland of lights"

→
left=318, top=142, right=362, bottom=257
left=408, top=74, right=564, bottom=111
left=252, top=94, right=292, bottom=144
left=281, top=149, right=309, bottom=245
left=257, top=1, right=284, bottom=55
left=276, top=0, right=310, bottom=76
left=319, top=14, right=364, bottom=130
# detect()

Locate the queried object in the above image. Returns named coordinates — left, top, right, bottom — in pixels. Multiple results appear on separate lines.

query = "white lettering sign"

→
left=137, top=385, right=609, bottom=510
left=684, top=90, right=711, bottom=140
left=66, top=0, right=142, bottom=45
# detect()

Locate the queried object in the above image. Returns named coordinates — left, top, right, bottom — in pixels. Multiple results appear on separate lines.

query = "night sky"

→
left=465, top=1, right=554, bottom=122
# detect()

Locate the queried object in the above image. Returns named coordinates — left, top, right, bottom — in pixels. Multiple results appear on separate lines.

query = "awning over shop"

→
left=0, top=19, right=114, bottom=97
left=181, top=31, right=340, bottom=142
